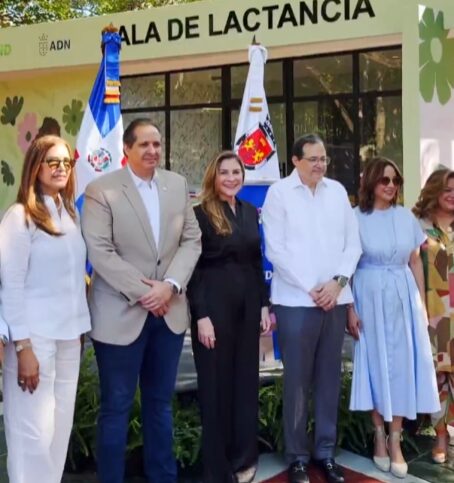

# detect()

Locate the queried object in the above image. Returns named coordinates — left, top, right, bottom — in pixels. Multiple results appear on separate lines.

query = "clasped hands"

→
left=139, top=278, right=174, bottom=317
left=309, top=279, right=342, bottom=312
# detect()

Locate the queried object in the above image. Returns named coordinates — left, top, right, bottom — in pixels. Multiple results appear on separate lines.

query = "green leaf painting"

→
left=419, top=8, right=454, bottom=105
left=1, top=160, right=15, bottom=186
left=1, top=96, right=24, bottom=126
left=62, top=99, right=84, bottom=136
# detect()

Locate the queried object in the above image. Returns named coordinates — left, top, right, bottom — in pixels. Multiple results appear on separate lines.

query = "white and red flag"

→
left=234, top=44, right=280, bottom=183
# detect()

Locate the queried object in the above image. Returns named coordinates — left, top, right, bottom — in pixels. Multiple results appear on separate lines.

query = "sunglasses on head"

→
left=378, top=176, right=402, bottom=187
left=43, top=157, right=76, bottom=171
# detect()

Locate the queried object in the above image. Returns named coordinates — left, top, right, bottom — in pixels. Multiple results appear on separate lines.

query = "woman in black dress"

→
left=188, top=151, right=271, bottom=483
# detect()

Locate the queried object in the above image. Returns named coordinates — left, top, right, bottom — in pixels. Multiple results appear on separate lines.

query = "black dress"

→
left=188, top=198, right=269, bottom=483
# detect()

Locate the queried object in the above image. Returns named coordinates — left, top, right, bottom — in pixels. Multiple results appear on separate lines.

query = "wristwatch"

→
left=0, top=334, right=7, bottom=346
left=333, top=275, right=349, bottom=288
left=15, top=341, right=32, bottom=353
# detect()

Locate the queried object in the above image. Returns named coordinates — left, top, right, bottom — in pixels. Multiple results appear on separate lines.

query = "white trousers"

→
left=3, top=334, right=81, bottom=483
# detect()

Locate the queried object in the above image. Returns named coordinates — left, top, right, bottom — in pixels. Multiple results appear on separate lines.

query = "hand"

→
left=311, top=280, right=341, bottom=311
left=151, top=303, right=170, bottom=318
left=347, top=306, right=361, bottom=340
left=197, top=317, right=216, bottom=349
left=139, top=279, right=173, bottom=311
left=16, top=344, right=39, bottom=394
left=260, top=306, right=272, bottom=334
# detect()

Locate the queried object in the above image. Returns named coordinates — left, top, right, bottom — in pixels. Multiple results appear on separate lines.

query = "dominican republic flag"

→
left=234, top=43, right=280, bottom=183
left=75, top=28, right=124, bottom=206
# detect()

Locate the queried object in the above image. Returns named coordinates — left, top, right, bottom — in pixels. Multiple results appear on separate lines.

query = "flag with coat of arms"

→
left=75, top=25, right=124, bottom=206
left=234, top=43, right=280, bottom=183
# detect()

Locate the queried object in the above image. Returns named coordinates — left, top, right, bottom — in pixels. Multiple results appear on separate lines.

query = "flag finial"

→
left=251, top=35, right=260, bottom=45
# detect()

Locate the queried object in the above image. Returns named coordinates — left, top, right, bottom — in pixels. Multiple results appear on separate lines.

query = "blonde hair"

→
left=413, top=168, right=454, bottom=220
left=17, top=135, right=76, bottom=236
left=199, top=151, right=245, bottom=236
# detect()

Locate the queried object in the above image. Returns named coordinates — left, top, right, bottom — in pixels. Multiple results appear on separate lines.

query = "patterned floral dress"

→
left=420, top=218, right=454, bottom=429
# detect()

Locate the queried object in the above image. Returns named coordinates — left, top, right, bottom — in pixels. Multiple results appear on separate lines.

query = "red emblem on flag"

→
left=236, top=124, right=275, bottom=170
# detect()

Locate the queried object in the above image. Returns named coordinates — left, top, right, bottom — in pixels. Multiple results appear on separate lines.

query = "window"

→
left=294, top=54, right=352, bottom=97
left=121, top=75, right=165, bottom=108
left=170, top=108, right=222, bottom=192
left=170, top=69, right=221, bottom=105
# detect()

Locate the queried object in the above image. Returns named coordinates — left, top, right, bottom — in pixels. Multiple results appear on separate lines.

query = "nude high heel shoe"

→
left=373, top=426, right=390, bottom=472
left=388, top=431, right=408, bottom=478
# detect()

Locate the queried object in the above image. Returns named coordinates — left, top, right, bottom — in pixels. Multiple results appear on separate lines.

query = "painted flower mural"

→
left=1, top=96, right=24, bottom=126
left=62, top=99, right=84, bottom=136
left=17, top=113, right=39, bottom=154
left=419, top=8, right=454, bottom=105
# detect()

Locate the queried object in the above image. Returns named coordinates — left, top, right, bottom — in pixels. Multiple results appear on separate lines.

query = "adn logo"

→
left=39, top=34, right=71, bottom=56
left=0, top=44, right=11, bottom=56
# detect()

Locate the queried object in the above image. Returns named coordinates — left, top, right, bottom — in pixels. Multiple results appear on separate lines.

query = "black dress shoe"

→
left=314, top=458, right=344, bottom=483
left=288, top=460, right=310, bottom=483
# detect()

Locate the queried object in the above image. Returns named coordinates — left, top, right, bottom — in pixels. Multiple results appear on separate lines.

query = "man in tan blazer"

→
left=81, top=118, right=201, bottom=483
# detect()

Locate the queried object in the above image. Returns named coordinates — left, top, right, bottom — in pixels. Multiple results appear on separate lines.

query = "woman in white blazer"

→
left=0, top=135, right=91, bottom=483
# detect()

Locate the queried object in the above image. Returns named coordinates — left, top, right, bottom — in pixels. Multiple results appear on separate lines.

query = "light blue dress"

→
left=349, top=206, right=440, bottom=421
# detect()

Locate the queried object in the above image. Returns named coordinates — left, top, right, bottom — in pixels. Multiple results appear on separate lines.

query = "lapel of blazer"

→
left=156, top=168, right=170, bottom=254
left=120, top=167, right=158, bottom=256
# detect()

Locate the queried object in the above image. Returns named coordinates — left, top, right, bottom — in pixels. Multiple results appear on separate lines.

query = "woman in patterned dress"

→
left=413, top=168, right=454, bottom=464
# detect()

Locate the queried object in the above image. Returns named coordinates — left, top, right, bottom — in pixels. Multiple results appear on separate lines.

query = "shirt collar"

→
left=289, top=168, right=327, bottom=190
left=127, top=165, right=158, bottom=188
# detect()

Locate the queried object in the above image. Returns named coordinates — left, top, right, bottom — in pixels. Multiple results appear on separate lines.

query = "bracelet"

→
left=15, top=342, right=32, bottom=353
left=346, top=303, right=354, bottom=310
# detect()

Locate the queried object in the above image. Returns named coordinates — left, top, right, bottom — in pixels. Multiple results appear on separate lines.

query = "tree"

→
left=0, top=0, right=200, bottom=27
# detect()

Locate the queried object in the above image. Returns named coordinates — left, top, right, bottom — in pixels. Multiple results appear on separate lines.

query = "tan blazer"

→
left=81, top=167, right=201, bottom=345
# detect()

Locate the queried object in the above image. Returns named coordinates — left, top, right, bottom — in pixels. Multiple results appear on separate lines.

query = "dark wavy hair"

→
left=413, top=168, right=454, bottom=220
left=358, top=157, right=403, bottom=213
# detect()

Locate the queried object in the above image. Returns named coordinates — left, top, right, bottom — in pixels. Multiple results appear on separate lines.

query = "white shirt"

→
left=127, top=165, right=160, bottom=246
left=262, top=169, right=362, bottom=307
left=126, top=166, right=181, bottom=293
left=0, top=198, right=91, bottom=340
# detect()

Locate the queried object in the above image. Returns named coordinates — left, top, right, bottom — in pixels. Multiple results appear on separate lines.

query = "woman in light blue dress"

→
left=348, top=157, right=439, bottom=479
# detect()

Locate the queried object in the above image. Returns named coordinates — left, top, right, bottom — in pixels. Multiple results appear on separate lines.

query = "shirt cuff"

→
left=164, top=278, right=182, bottom=294
left=9, top=325, right=30, bottom=342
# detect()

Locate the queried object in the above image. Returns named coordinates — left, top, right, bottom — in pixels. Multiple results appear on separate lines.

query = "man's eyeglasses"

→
left=43, top=157, right=76, bottom=171
left=302, top=156, right=331, bottom=165
left=378, top=176, right=402, bottom=187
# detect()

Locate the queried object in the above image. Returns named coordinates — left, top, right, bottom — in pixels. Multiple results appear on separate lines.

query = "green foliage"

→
left=1, top=160, right=15, bottom=186
left=1, top=96, right=24, bottom=126
left=172, top=398, right=202, bottom=468
left=0, top=0, right=202, bottom=27
left=258, top=378, right=284, bottom=453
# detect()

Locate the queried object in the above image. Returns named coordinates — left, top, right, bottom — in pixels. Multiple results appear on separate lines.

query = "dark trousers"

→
left=191, top=302, right=260, bottom=483
left=274, top=305, right=347, bottom=464
left=93, top=314, right=185, bottom=483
